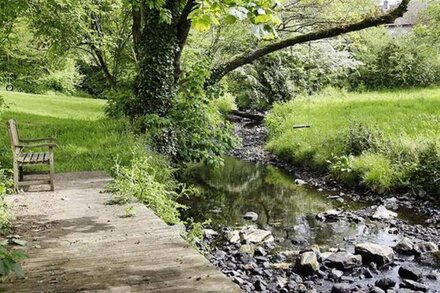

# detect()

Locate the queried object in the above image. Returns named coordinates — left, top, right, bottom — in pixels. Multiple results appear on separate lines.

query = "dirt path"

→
left=1, top=172, right=240, bottom=292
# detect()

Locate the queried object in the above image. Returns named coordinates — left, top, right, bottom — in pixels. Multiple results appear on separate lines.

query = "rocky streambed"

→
left=180, top=118, right=440, bottom=292
left=197, top=206, right=440, bottom=292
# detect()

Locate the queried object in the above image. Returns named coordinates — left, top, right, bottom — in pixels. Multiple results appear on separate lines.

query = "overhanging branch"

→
left=210, top=0, right=410, bottom=83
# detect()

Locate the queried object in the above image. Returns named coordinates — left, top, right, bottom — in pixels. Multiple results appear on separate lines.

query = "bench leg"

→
left=19, top=166, right=24, bottom=181
left=49, top=151, right=55, bottom=191
left=13, top=161, right=19, bottom=190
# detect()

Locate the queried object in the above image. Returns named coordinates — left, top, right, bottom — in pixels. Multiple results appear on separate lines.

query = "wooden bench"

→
left=6, top=119, right=58, bottom=191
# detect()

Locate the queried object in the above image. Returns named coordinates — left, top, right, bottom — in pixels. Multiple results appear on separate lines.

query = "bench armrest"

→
left=20, top=137, right=58, bottom=143
left=18, top=143, right=58, bottom=149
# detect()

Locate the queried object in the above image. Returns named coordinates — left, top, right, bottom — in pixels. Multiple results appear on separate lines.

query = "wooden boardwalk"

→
left=1, top=172, right=240, bottom=292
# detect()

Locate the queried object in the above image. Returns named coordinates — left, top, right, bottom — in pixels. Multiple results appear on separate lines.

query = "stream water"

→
left=181, top=156, right=427, bottom=251
left=180, top=156, right=440, bottom=292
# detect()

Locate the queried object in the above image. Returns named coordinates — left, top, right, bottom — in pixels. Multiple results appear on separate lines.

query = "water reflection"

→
left=181, top=157, right=398, bottom=250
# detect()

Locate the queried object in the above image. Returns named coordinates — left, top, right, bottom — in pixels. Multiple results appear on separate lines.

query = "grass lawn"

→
left=266, top=87, right=440, bottom=194
left=0, top=91, right=137, bottom=172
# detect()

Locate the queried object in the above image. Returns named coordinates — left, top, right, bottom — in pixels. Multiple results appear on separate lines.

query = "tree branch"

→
left=210, top=0, right=410, bottom=83
left=174, top=0, right=196, bottom=81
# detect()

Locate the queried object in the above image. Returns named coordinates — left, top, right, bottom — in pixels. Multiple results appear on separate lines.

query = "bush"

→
left=352, top=153, right=394, bottom=193
left=407, top=142, right=440, bottom=196
left=349, top=30, right=440, bottom=90
left=0, top=245, right=27, bottom=281
left=107, top=148, right=185, bottom=225
left=0, top=166, right=13, bottom=230
left=343, top=122, right=387, bottom=156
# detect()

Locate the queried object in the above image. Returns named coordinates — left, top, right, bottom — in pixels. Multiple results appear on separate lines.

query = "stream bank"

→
left=180, top=118, right=440, bottom=292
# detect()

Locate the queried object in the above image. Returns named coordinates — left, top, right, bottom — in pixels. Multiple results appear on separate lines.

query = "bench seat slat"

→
left=18, top=152, right=50, bottom=164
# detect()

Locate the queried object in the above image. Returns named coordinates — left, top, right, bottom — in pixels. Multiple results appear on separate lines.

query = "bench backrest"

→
left=6, top=119, right=20, bottom=154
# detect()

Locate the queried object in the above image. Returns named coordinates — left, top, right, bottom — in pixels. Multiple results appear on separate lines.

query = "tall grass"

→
left=266, top=87, right=440, bottom=196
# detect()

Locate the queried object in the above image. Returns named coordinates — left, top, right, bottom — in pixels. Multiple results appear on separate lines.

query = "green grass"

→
left=1, top=91, right=105, bottom=120
left=266, top=87, right=440, bottom=194
left=0, top=91, right=136, bottom=172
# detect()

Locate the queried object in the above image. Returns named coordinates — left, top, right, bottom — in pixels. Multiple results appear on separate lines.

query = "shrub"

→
left=343, top=122, right=387, bottom=156
left=0, top=166, right=13, bottom=230
left=349, top=31, right=440, bottom=90
left=407, top=142, right=440, bottom=196
left=352, top=153, right=394, bottom=193
left=327, top=154, right=360, bottom=186
left=108, top=148, right=185, bottom=225
left=210, top=92, right=237, bottom=116
left=0, top=245, right=27, bottom=281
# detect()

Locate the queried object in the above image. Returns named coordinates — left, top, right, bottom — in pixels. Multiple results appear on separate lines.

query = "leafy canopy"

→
left=141, top=0, right=284, bottom=38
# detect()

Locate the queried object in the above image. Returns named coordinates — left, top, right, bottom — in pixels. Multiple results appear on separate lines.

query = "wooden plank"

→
left=22, top=153, right=31, bottom=163
left=19, top=180, right=51, bottom=186
left=1, top=172, right=240, bottom=293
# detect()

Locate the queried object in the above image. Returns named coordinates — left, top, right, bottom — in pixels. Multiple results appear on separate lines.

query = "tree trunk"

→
left=134, top=0, right=180, bottom=117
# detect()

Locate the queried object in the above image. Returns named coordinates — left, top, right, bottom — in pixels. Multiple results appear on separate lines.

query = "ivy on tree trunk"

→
left=135, top=0, right=179, bottom=117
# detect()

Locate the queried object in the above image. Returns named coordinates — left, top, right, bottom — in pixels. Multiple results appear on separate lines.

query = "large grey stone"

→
left=331, top=283, right=352, bottom=293
left=228, top=226, right=274, bottom=244
left=416, top=251, right=440, bottom=268
left=400, top=279, right=428, bottom=292
left=375, top=277, right=396, bottom=290
left=355, top=243, right=394, bottom=266
left=296, top=251, right=319, bottom=275
left=243, top=211, right=258, bottom=221
left=398, top=265, right=422, bottom=281
left=316, top=209, right=342, bottom=222
left=413, top=241, right=439, bottom=254
left=324, top=252, right=362, bottom=270
left=393, top=237, right=414, bottom=255
left=371, top=205, right=397, bottom=220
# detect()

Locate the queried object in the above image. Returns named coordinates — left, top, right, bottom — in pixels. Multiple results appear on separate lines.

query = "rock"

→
left=227, top=230, right=240, bottom=243
left=370, top=287, right=385, bottom=293
left=375, top=278, right=396, bottom=290
left=294, top=179, right=307, bottom=185
left=316, top=209, right=342, bottom=222
left=329, top=268, right=344, bottom=280
left=203, top=229, right=218, bottom=239
left=214, top=250, right=227, bottom=259
left=416, top=251, right=440, bottom=267
left=296, top=251, right=319, bottom=275
left=320, top=252, right=333, bottom=260
left=400, top=279, right=427, bottom=292
left=413, top=241, right=439, bottom=254
left=427, top=271, right=440, bottom=280
left=291, top=236, right=309, bottom=246
left=254, top=247, right=267, bottom=256
left=254, top=279, right=267, bottom=291
left=362, top=267, right=374, bottom=278
left=371, top=205, right=397, bottom=220
left=239, top=244, right=255, bottom=254
left=398, top=265, right=422, bottom=281
left=324, top=252, right=362, bottom=270
left=232, top=276, right=244, bottom=285
left=229, top=226, right=274, bottom=244
left=383, top=197, right=399, bottom=210
left=393, top=237, right=413, bottom=255
left=355, top=243, right=394, bottom=266
left=331, top=283, right=351, bottom=293
left=243, top=212, right=258, bottom=221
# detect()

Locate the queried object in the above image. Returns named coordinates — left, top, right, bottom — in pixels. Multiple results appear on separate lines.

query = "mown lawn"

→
left=0, top=91, right=136, bottom=172
left=266, top=87, right=440, bottom=194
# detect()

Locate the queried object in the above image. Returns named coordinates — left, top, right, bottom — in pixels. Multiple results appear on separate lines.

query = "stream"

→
left=180, top=156, right=440, bottom=292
